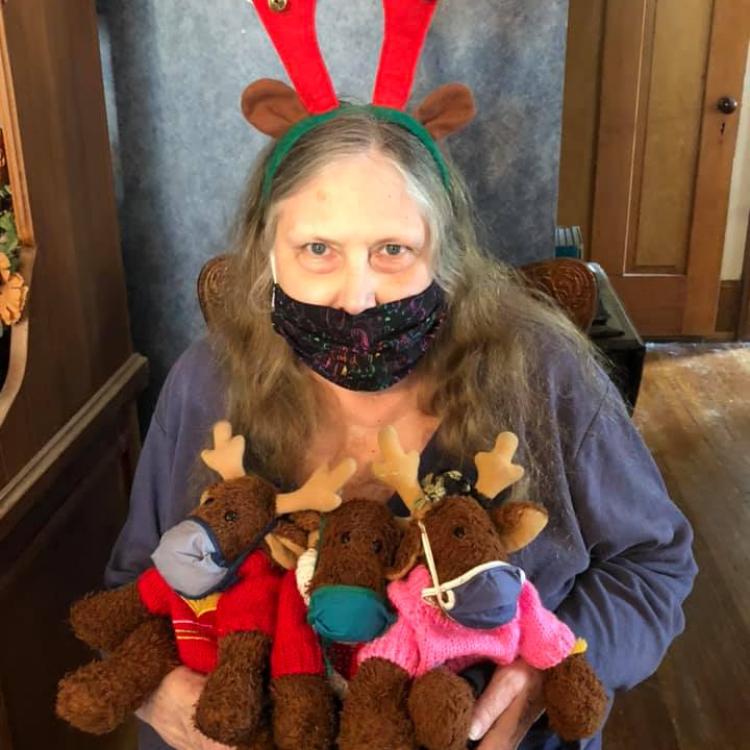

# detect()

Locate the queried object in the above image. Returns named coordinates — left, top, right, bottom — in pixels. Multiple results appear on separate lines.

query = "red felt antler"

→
left=372, top=0, right=440, bottom=109
left=250, top=0, right=339, bottom=115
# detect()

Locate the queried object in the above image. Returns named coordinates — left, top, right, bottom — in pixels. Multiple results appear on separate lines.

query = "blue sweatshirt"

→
left=105, top=335, right=697, bottom=750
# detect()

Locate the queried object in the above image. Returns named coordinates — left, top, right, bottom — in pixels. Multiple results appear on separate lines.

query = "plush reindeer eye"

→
left=224, top=510, right=238, bottom=522
left=371, top=539, right=383, bottom=554
left=453, top=526, right=466, bottom=539
left=340, top=531, right=351, bottom=544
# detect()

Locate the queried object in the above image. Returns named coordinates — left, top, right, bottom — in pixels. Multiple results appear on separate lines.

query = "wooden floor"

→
left=603, top=343, right=750, bottom=750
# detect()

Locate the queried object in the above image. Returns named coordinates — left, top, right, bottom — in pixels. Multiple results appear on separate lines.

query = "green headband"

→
left=261, top=103, right=452, bottom=200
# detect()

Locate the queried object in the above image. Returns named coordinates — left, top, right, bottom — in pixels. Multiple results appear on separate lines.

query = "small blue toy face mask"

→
left=307, top=585, right=396, bottom=643
left=421, top=560, right=525, bottom=630
left=418, top=520, right=526, bottom=630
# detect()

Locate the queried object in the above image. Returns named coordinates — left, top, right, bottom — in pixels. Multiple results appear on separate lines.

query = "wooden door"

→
left=589, top=0, right=750, bottom=336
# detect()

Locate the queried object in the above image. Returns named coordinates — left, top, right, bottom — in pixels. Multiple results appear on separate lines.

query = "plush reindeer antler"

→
left=275, top=459, right=356, bottom=515
left=372, top=426, right=425, bottom=516
left=200, top=421, right=247, bottom=481
left=474, top=432, right=525, bottom=500
left=200, top=420, right=353, bottom=513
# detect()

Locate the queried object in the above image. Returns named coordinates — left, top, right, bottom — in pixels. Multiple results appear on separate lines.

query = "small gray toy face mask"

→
left=151, top=516, right=276, bottom=599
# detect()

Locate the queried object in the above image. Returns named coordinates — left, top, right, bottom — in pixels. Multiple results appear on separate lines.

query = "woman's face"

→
left=271, top=149, right=434, bottom=313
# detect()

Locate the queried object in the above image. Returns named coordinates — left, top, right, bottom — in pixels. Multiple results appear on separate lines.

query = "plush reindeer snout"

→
left=309, top=500, right=402, bottom=596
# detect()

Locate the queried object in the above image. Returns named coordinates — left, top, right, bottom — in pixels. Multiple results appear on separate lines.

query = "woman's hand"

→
left=135, top=666, right=234, bottom=750
left=469, top=660, right=544, bottom=750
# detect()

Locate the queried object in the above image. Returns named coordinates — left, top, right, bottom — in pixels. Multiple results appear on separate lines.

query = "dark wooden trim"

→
left=716, top=279, right=743, bottom=333
left=0, top=682, right=12, bottom=750
left=0, top=352, right=148, bottom=544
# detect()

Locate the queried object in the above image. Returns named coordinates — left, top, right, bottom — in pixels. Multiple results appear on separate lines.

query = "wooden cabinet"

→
left=0, top=2, right=145, bottom=747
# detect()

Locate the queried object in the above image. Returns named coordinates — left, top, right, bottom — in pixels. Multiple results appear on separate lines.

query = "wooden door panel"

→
left=609, top=274, right=686, bottom=335
left=633, top=0, right=713, bottom=272
left=683, top=0, right=750, bottom=333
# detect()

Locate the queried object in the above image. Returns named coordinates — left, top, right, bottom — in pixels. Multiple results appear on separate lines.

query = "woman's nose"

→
left=337, top=263, right=377, bottom=315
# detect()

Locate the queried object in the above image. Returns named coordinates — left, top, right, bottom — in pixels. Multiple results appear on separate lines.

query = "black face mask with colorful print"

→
left=270, top=281, right=448, bottom=392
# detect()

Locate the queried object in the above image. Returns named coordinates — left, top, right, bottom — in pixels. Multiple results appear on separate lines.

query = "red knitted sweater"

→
left=137, top=549, right=283, bottom=674
left=138, top=549, right=326, bottom=678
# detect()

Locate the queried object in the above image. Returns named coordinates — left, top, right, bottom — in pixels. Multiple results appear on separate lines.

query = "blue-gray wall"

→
left=96, top=0, right=569, bottom=428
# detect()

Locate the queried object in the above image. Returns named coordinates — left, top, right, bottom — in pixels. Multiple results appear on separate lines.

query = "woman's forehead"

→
left=275, top=152, right=427, bottom=241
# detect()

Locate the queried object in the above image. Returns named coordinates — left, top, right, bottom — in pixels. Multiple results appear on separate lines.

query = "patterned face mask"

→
left=269, top=281, right=448, bottom=391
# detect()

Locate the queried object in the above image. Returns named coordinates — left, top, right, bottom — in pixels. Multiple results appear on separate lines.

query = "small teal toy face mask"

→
left=307, top=584, right=396, bottom=643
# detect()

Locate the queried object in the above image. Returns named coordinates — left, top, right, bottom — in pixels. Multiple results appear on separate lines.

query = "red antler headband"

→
left=244, top=0, right=477, bottom=200
left=251, top=0, right=338, bottom=115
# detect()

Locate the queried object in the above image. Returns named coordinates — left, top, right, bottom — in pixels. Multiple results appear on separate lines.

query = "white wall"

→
left=721, top=40, right=750, bottom=281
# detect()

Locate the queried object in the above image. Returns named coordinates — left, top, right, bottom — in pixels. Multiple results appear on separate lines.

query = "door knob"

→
left=717, top=96, right=739, bottom=115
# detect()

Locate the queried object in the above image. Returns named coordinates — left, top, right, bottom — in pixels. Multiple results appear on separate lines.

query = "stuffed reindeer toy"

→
left=56, top=420, right=356, bottom=750
left=337, top=427, right=608, bottom=750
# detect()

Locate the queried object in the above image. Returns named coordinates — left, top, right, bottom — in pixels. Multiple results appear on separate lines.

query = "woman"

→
left=105, top=108, right=697, bottom=750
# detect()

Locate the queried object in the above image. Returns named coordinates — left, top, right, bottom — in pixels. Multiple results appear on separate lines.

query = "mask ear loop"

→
left=269, top=251, right=278, bottom=309
left=304, top=516, right=338, bottom=679
left=418, top=520, right=455, bottom=611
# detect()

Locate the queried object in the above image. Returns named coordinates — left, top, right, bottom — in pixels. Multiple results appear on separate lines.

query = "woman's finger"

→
left=476, top=692, right=544, bottom=750
left=468, top=664, right=528, bottom=741
left=476, top=690, right=527, bottom=750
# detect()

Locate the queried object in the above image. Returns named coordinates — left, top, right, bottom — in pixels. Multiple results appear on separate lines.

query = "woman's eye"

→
left=306, top=242, right=328, bottom=256
left=382, top=244, right=406, bottom=257
left=370, top=244, right=416, bottom=272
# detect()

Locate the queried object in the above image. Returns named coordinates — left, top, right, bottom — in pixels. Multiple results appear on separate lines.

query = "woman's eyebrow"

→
left=289, top=232, right=423, bottom=247
left=372, top=236, right=423, bottom=246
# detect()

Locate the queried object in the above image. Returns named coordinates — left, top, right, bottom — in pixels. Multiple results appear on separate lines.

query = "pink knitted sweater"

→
left=358, top=565, right=575, bottom=678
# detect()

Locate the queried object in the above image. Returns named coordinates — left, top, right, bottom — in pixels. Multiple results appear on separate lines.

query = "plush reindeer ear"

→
left=241, top=78, right=311, bottom=138
left=273, top=519, right=309, bottom=553
left=413, top=82, right=476, bottom=140
left=385, top=521, right=422, bottom=581
left=264, top=532, right=301, bottom=570
left=290, top=511, right=322, bottom=534
left=490, top=501, right=549, bottom=554
left=290, top=510, right=323, bottom=548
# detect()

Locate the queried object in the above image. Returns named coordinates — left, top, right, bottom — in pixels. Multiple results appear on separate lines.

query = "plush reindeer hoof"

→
left=408, top=668, right=474, bottom=750
left=69, top=583, right=147, bottom=651
left=56, top=662, right=131, bottom=734
left=195, top=673, right=265, bottom=746
left=195, top=631, right=272, bottom=744
left=57, top=619, right=177, bottom=735
left=235, top=717, right=276, bottom=750
left=271, top=674, right=335, bottom=750
left=543, top=654, right=608, bottom=741
left=339, top=658, right=417, bottom=750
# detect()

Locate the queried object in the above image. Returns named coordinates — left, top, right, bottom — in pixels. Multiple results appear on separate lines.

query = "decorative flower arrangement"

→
left=0, top=143, right=29, bottom=334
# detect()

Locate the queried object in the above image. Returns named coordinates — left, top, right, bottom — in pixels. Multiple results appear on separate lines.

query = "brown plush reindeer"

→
left=338, top=427, right=608, bottom=750
left=56, top=420, right=356, bottom=750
